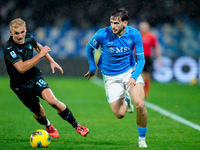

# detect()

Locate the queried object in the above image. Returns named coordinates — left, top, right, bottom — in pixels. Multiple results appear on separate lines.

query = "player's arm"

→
left=35, top=43, right=63, bottom=74
left=84, top=29, right=102, bottom=80
left=131, top=31, right=145, bottom=80
left=127, top=30, right=145, bottom=91
left=84, top=43, right=96, bottom=80
left=13, top=46, right=50, bottom=73
left=154, top=43, right=162, bottom=67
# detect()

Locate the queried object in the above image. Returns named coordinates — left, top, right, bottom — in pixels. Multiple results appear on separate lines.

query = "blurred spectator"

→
left=0, top=0, right=200, bottom=29
left=0, top=0, right=200, bottom=58
left=139, top=21, right=162, bottom=99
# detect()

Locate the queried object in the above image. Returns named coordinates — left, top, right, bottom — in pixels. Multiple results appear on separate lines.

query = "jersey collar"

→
left=123, top=26, right=129, bottom=37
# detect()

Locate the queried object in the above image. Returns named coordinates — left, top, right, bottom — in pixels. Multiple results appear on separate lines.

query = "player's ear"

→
left=124, top=20, right=128, bottom=26
left=9, top=29, right=13, bottom=35
left=25, top=27, right=27, bottom=32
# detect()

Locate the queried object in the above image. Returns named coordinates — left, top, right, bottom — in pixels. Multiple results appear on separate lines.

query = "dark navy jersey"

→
left=3, top=33, right=43, bottom=84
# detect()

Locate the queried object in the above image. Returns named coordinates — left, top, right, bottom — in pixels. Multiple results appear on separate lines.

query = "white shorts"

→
left=102, top=67, right=144, bottom=104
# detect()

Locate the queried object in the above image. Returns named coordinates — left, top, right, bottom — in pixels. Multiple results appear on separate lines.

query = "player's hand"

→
left=40, top=46, right=51, bottom=57
left=127, top=78, right=136, bottom=92
left=157, top=59, right=162, bottom=67
left=50, top=62, right=64, bottom=74
left=84, top=71, right=95, bottom=80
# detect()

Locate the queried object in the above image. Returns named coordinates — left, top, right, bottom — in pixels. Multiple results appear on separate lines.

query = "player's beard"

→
left=113, top=26, right=125, bottom=36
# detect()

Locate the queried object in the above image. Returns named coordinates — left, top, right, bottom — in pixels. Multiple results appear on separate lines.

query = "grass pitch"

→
left=0, top=76, right=200, bottom=150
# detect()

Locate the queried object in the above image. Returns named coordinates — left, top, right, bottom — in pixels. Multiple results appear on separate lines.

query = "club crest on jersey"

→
left=107, top=42, right=113, bottom=44
left=109, top=48, right=115, bottom=53
left=127, top=39, right=132, bottom=45
left=10, top=51, right=17, bottom=58
left=93, top=39, right=97, bottom=45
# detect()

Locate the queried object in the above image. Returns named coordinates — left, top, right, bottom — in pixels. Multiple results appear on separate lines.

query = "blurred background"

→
left=0, top=0, right=200, bottom=84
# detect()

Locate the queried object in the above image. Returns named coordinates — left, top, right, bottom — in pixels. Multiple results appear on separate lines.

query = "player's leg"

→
left=35, top=77, right=89, bottom=136
left=41, top=88, right=78, bottom=127
left=110, top=97, right=127, bottom=119
left=31, top=102, right=59, bottom=139
left=41, top=88, right=66, bottom=113
left=103, top=74, right=129, bottom=118
left=130, top=83, right=148, bottom=147
left=21, top=95, right=59, bottom=138
left=109, top=93, right=133, bottom=118
left=11, top=84, right=48, bottom=126
left=143, top=71, right=151, bottom=98
left=41, top=88, right=89, bottom=136
left=131, top=83, right=147, bottom=127
left=142, top=57, right=153, bottom=99
left=13, top=89, right=59, bottom=138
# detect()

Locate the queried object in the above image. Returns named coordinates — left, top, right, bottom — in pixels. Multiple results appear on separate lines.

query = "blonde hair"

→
left=9, top=18, right=26, bottom=30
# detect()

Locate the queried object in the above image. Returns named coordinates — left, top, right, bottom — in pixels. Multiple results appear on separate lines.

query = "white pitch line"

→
left=91, top=77, right=200, bottom=131
left=145, top=101, right=200, bottom=131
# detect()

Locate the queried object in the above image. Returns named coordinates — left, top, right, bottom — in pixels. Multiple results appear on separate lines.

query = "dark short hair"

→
left=111, top=8, right=129, bottom=21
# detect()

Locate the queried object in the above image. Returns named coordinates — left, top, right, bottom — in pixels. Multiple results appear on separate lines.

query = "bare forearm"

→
left=155, top=47, right=161, bottom=59
left=44, top=53, right=55, bottom=63
left=14, top=53, right=43, bottom=73
left=14, top=45, right=51, bottom=73
left=155, top=46, right=162, bottom=66
left=36, top=43, right=55, bottom=63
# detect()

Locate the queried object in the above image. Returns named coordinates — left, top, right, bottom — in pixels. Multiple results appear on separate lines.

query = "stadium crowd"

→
left=0, top=0, right=199, bottom=29
left=0, top=0, right=200, bottom=57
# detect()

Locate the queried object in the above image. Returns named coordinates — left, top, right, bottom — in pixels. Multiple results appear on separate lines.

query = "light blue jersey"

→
left=86, top=26, right=145, bottom=80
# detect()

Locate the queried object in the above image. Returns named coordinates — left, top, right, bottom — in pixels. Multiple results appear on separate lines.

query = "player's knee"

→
left=115, top=114, right=125, bottom=119
left=46, top=98, right=59, bottom=108
left=42, top=90, right=59, bottom=108
left=38, top=111, right=45, bottom=117
left=114, top=111, right=125, bottom=119
left=34, top=113, right=45, bottom=119
left=135, top=102, right=146, bottom=114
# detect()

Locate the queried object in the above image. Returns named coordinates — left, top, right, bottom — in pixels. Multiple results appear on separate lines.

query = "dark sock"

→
left=35, top=116, right=48, bottom=126
left=58, top=106, right=78, bottom=129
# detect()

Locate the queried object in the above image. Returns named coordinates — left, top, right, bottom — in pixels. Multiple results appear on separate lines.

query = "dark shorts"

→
left=143, top=56, right=153, bottom=73
left=10, top=76, right=50, bottom=116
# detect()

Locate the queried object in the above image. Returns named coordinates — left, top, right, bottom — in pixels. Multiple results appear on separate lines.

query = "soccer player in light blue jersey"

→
left=84, top=8, right=148, bottom=147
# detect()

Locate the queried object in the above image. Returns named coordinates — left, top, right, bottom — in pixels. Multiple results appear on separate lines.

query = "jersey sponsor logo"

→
left=10, top=51, right=17, bottom=58
left=116, top=47, right=130, bottom=53
left=109, top=47, right=130, bottom=53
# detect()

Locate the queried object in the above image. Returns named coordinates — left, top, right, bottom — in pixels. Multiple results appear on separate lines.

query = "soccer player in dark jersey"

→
left=139, top=22, right=162, bottom=99
left=84, top=8, right=148, bottom=147
left=3, top=18, right=89, bottom=138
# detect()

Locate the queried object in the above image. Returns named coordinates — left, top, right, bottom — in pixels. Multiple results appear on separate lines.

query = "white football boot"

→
left=138, top=137, right=148, bottom=148
left=125, top=90, right=134, bottom=113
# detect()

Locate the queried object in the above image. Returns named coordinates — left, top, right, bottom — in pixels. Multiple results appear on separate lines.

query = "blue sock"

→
left=137, top=126, right=147, bottom=138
